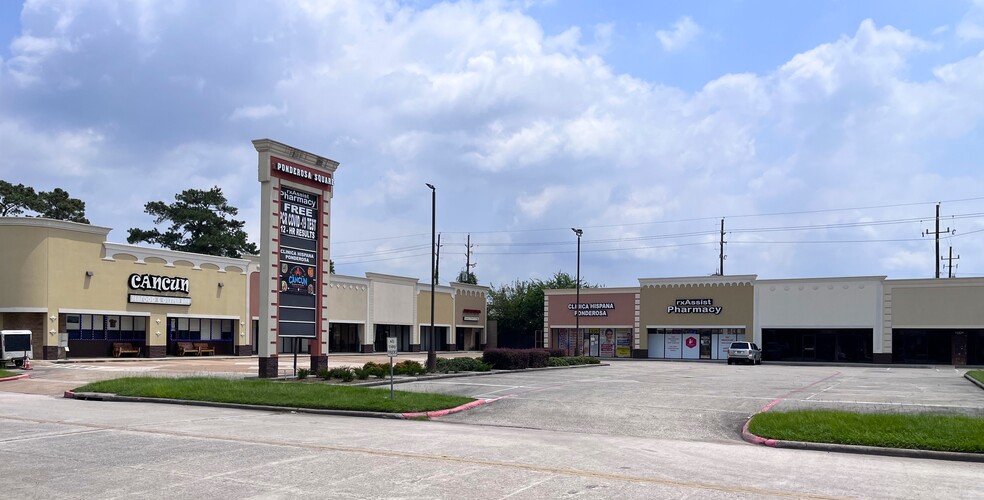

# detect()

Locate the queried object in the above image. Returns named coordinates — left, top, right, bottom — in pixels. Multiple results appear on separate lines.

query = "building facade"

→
left=1, top=217, right=488, bottom=359
left=544, top=274, right=984, bottom=365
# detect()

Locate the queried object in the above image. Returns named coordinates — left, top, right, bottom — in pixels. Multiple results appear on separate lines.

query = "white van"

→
left=1, top=330, right=33, bottom=368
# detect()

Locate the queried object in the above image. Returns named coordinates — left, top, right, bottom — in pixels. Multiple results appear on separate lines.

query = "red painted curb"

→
left=402, top=397, right=498, bottom=418
left=742, top=419, right=779, bottom=447
left=63, top=390, right=76, bottom=399
left=0, top=374, right=31, bottom=382
left=742, top=372, right=843, bottom=448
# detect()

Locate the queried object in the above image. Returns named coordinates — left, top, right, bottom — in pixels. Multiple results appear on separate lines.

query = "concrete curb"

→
left=965, top=372, right=984, bottom=391
left=402, top=398, right=498, bottom=418
left=741, top=416, right=984, bottom=463
left=0, top=373, right=31, bottom=382
left=63, top=390, right=498, bottom=421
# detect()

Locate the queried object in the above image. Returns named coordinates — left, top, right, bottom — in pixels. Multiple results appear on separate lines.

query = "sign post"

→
left=254, top=139, right=339, bottom=378
left=387, top=337, right=398, bottom=400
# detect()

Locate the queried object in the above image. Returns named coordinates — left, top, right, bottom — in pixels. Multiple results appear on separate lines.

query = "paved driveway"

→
left=4, top=357, right=982, bottom=443
left=3, top=359, right=984, bottom=499
left=397, top=361, right=984, bottom=442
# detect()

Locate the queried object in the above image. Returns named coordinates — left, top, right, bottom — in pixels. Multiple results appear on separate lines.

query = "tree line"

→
left=0, top=181, right=89, bottom=223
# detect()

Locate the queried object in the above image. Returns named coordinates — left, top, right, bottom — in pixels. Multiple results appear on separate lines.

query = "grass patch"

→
left=968, top=370, right=984, bottom=385
left=749, top=410, right=984, bottom=453
left=0, top=369, right=20, bottom=379
left=75, top=377, right=475, bottom=413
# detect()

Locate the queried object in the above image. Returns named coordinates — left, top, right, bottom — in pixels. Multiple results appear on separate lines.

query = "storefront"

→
left=640, top=276, right=755, bottom=360
left=754, top=277, right=882, bottom=363
left=543, top=288, right=638, bottom=357
left=0, top=217, right=254, bottom=359
left=417, top=284, right=453, bottom=351
left=886, top=278, right=984, bottom=365
left=454, top=283, right=488, bottom=351
left=327, top=274, right=369, bottom=353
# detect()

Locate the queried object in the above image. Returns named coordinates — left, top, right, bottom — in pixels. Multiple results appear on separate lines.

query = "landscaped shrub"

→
left=436, top=356, right=492, bottom=373
left=363, top=362, right=388, bottom=378
left=353, top=368, right=369, bottom=380
left=483, top=348, right=558, bottom=369
left=296, top=368, right=311, bottom=379
left=326, top=367, right=354, bottom=382
left=393, top=360, right=426, bottom=376
left=546, top=356, right=601, bottom=367
left=317, top=368, right=330, bottom=380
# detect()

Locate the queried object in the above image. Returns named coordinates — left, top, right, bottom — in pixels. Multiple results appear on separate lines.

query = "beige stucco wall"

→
left=0, top=222, right=58, bottom=308
left=454, top=286, right=487, bottom=327
left=327, top=277, right=369, bottom=323
left=417, top=288, right=454, bottom=343
left=369, top=276, right=417, bottom=326
left=888, top=280, right=984, bottom=328
left=639, top=280, right=754, bottom=350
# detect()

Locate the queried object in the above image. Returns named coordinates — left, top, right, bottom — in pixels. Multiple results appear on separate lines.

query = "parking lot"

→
left=2, top=358, right=983, bottom=498
left=3, top=357, right=982, bottom=444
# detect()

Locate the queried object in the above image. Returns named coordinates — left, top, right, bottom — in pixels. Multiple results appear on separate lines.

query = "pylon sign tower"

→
left=253, top=139, right=339, bottom=378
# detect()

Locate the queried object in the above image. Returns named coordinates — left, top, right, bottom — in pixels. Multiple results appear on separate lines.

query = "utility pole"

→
left=923, top=203, right=951, bottom=279
left=465, top=233, right=476, bottom=280
left=942, top=246, right=960, bottom=278
left=718, top=219, right=726, bottom=276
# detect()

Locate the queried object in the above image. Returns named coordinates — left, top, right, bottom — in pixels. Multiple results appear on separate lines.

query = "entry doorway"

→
left=699, top=332, right=712, bottom=359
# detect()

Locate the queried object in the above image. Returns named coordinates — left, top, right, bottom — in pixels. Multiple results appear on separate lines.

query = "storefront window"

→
left=67, top=314, right=147, bottom=341
left=168, top=318, right=235, bottom=341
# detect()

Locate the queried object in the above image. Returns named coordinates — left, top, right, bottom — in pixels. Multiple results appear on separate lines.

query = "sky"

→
left=2, top=0, right=984, bottom=288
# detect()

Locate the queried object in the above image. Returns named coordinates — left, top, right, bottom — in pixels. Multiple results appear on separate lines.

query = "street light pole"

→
left=571, top=228, right=582, bottom=356
left=426, top=183, right=437, bottom=372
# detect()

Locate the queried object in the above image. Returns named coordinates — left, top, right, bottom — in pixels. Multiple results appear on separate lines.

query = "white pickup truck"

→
left=1, top=330, right=33, bottom=368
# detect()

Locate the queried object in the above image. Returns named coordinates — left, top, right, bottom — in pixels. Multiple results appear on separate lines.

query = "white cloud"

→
left=229, top=104, right=287, bottom=121
left=656, top=16, right=701, bottom=52
left=957, top=0, right=984, bottom=41
left=1, top=4, right=984, bottom=284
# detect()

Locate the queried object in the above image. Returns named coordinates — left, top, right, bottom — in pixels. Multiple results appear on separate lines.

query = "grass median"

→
left=0, top=369, right=20, bottom=379
left=748, top=410, right=984, bottom=453
left=75, top=377, right=475, bottom=413
left=968, top=370, right=984, bottom=385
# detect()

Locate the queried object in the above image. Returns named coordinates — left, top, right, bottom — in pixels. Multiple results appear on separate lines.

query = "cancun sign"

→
left=128, top=273, right=190, bottom=294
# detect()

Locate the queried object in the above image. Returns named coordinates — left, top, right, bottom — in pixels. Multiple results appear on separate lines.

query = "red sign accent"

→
left=270, top=156, right=333, bottom=192
left=685, top=337, right=697, bottom=348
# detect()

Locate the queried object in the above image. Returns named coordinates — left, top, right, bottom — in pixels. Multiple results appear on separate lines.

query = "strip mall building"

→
left=0, top=217, right=488, bottom=360
left=545, top=274, right=984, bottom=365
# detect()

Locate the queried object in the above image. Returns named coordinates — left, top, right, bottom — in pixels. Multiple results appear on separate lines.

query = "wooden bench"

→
left=194, top=343, right=216, bottom=356
left=112, top=342, right=141, bottom=358
left=176, top=342, right=199, bottom=356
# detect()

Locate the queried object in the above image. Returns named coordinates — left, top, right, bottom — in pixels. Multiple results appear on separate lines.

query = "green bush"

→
left=393, top=360, right=426, bottom=376
left=296, top=368, right=311, bottom=379
left=546, top=356, right=600, bottom=367
left=317, top=368, right=330, bottom=380
left=436, top=357, right=492, bottom=373
left=363, top=362, right=388, bottom=378
left=326, top=367, right=354, bottom=382
left=353, top=368, right=369, bottom=380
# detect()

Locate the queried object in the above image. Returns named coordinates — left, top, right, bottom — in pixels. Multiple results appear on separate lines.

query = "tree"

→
left=488, top=271, right=595, bottom=348
left=0, top=181, right=39, bottom=216
left=36, top=188, right=89, bottom=223
left=0, top=181, right=89, bottom=223
left=128, top=186, right=258, bottom=258
left=330, top=260, right=335, bottom=274
left=456, top=269, right=478, bottom=284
